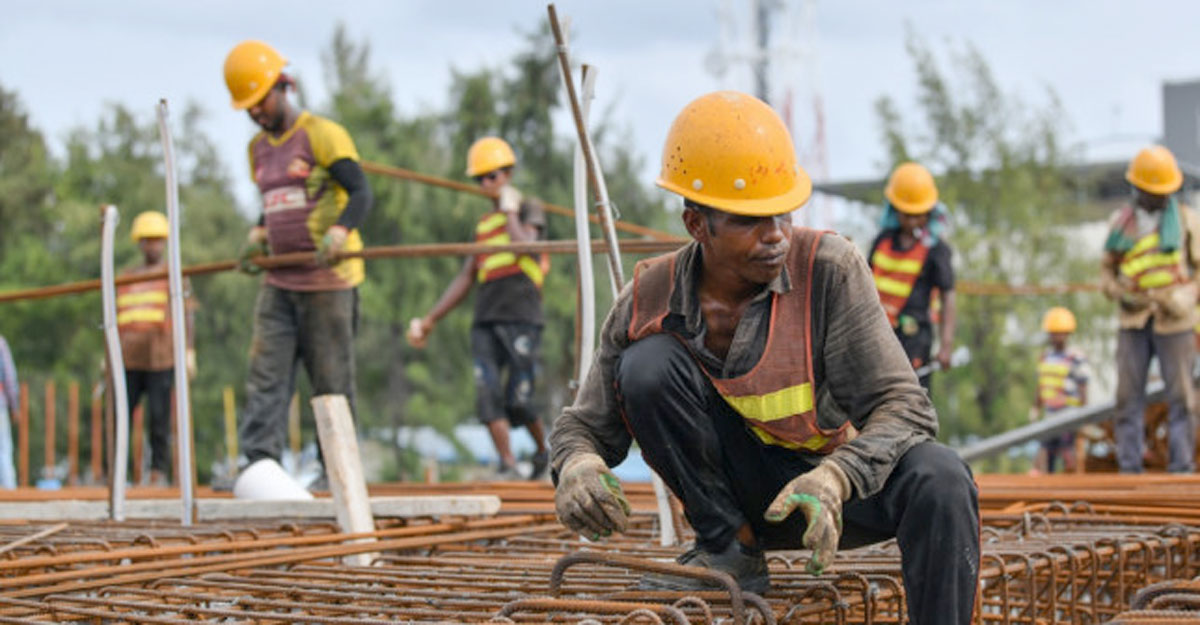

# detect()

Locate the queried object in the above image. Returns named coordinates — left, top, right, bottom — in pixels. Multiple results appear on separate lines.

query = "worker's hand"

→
left=497, top=185, right=522, bottom=214
left=1028, top=406, right=1042, bottom=423
left=316, top=225, right=349, bottom=268
left=406, top=317, right=433, bottom=349
left=186, top=348, right=197, bottom=380
left=1149, top=287, right=1192, bottom=319
left=764, top=461, right=851, bottom=576
left=554, top=452, right=631, bottom=540
left=1119, top=291, right=1151, bottom=312
left=237, top=226, right=269, bottom=275
left=936, top=345, right=953, bottom=371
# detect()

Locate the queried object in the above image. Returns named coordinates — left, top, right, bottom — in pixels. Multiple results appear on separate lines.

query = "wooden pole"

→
left=67, top=381, right=79, bottom=486
left=311, top=394, right=377, bottom=566
left=17, top=382, right=27, bottom=488
left=90, top=384, right=102, bottom=484
left=130, top=404, right=144, bottom=486
left=222, top=386, right=237, bottom=470
left=288, top=392, right=301, bottom=459
left=43, top=380, right=55, bottom=482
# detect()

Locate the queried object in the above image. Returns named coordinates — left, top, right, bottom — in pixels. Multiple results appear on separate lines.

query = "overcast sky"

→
left=3, top=0, right=1198, bottom=218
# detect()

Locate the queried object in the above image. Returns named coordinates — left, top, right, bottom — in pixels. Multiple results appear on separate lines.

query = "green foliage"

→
left=875, top=32, right=1109, bottom=449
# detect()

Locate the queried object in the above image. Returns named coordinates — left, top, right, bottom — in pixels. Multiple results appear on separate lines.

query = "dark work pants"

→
left=897, top=324, right=934, bottom=390
left=617, top=334, right=980, bottom=625
left=1115, top=323, right=1196, bottom=473
left=240, top=284, right=358, bottom=464
left=126, top=368, right=173, bottom=473
left=470, top=322, right=541, bottom=427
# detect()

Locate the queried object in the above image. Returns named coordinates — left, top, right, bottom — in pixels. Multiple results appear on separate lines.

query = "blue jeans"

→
left=239, top=284, right=358, bottom=464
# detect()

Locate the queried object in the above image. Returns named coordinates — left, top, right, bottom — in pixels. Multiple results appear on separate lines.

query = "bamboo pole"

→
left=130, top=404, right=144, bottom=486
left=67, top=381, right=78, bottom=486
left=43, top=380, right=55, bottom=483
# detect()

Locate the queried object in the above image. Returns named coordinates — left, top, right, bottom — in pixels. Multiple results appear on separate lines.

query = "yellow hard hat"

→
left=656, top=91, right=812, bottom=216
left=466, top=137, right=516, bottom=177
left=131, top=211, right=169, bottom=242
left=224, top=40, right=287, bottom=110
left=885, top=162, right=939, bottom=215
left=1126, top=145, right=1183, bottom=195
left=1042, top=306, right=1076, bottom=334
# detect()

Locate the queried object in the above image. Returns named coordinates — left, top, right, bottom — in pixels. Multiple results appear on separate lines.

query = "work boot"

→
left=529, top=449, right=550, bottom=481
left=495, top=463, right=521, bottom=481
left=636, top=541, right=770, bottom=594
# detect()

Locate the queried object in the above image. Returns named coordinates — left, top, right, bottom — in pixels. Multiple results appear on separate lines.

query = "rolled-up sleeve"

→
left=820, top=241, right=938, bottom=498
left=549, top=284, right=636, bottom=479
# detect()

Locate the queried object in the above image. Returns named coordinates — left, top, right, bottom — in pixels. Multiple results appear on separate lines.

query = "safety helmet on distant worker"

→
left=130, top=211, right=169, bottom=242
left=1042, top=306, right=1077, bottom=334
left=223, top=40, right=288, bottom=110
left=656, top=91, right=812, bottom=217
left=1126, top=145, right=1183, bottom=195
left=884, top=162, right=939, bottom=215
left=466, top=137, right=516, bottom=178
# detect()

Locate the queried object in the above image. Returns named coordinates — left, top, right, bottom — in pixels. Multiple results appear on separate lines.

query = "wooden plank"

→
left=311, top=394, right=376, bottom=566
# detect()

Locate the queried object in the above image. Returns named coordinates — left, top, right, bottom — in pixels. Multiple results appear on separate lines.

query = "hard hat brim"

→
left=231, top=80, right=276, bottom=111
left=1125, top=170, right=1183, bottom=196
left=655, top=170, right=813, bottom=217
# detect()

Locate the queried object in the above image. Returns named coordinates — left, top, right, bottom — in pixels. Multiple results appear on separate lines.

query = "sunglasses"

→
left=473, top=171, right=502, bottom=184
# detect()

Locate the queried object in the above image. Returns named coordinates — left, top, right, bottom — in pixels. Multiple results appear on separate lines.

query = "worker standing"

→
left=0, top=334, right=18, bottom=489
left=224, top=40, right=373, bottom=477
left=406, top=137, right=551, bottom=481
left=868, top=163, right=957, bottom=389
left=1102, top=145, right=1200, bottom=474
left=117, top=211, right=194, bottom=486
left=1030, top=307, right=1088, bottom=474
left=551, top=92, right=978, bottom=623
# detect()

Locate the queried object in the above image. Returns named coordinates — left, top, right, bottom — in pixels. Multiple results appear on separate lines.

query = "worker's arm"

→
left=1078, top=380, right=1088, bottom=406
left=407, top=257, right=477, bottom=348
left=816, top=236, right=938, bottom=499
left=499, top=190, right=543, bottom=243
left=329, top=159, right=373, bottom=231
left=936, top=289, right=956, bottom=369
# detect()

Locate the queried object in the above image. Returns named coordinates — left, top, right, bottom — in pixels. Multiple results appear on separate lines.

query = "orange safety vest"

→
left=871, top=236, right=930, bottom=328
left=628, top=229, right=853, bottom=454
left=1118, top=231, right=1187, bottom=292
left=1037, top=350, right=1083, bottom=411
left=474, top=210, right=546, bottom=288
left=116, top=278, right=170, bottom=332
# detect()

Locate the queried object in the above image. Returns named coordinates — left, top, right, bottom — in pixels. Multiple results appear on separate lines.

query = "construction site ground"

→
left=0, top=474, right=1197, bottom=623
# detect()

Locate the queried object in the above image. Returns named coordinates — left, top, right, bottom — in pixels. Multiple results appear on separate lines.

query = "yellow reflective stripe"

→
left=478, top=252, right=517, bottom=282
left=1039, top=376, right=1066, bottom=389
left=1138, top=269, right=1179, bottom=289
left=116, top=291, right=167, bottom=307
left=117, top=308, right=166, bottom=325
left=750, top=425, right=830, bottom=452
left=476, top=213, right=508, bottom=234
left=1039, top=387, right=1060, bottom=400
left=482, top=232, right=511, bottom=246
left=874, top=275, right=914, bottom=298
left=1037, top=362, right=1070, bottom=377
left=722, top=383, right=814, bottom=423
left=1121, top=250, right=1181, bottom=278
left=517, top=255, right=544, bottom=287
left=1128, top=232, right=1161, bottom=257
left=871, top=251, right=923, bottom=275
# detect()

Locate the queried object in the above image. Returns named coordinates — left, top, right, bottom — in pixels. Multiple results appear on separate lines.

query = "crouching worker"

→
left=549, top=91, right=980, bottom=624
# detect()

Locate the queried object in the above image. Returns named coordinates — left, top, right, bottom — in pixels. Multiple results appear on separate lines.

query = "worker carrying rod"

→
left=550, top=91, right=979, bottom=623
left=223, top=40, right=373, bottom=483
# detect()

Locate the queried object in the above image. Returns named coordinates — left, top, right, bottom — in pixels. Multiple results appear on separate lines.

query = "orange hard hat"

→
left=885, top=162, right=939, bottom=215
left=656, top=91, right=812, bottom=216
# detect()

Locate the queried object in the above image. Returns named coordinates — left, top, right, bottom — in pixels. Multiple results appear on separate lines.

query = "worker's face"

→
left=686, top=206, right=792, bottom=285
left=247, top=83, right=287, bottom=132
left=1049, top=332, right=1070, bottom=351
left=475, top=167, right=512, bottom=194
left=1135, top=189, right=1169, bottom=212
left=139, top=237, right=166, bottom=264
left=897, top=211, right=930, bottom=237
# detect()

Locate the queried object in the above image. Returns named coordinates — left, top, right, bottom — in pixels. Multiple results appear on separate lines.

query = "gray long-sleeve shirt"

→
left=549, top=233, right=938, bottom=499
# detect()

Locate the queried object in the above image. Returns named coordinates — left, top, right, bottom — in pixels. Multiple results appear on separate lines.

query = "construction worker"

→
left=406, top=137, right=550, bottom=481
left=1030, top=307, right=1088, bottom=474
left=0, top=334, right=18, bottom=488
left=868, top=163, right=957, bottom=389
left=224, top=40, right=373, bottom=475
left=1101, top=145, right=1200, bottom=474
left=118, top=211, right=194, bottom=486
left=550, top=92, right=978, bottom=623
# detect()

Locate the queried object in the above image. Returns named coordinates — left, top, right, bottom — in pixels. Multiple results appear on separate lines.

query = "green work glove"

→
left=237, top=226, right=268, bottom=275
left=554, top=452, right=632, bottom=540
left=764, top=461, right=851, bottom=576
left=316, top=225, right=348, bottom=268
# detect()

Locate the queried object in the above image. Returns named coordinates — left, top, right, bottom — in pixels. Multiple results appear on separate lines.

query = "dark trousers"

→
left=470, top=322, right=540, bottom=427
left=617, top=334, right=979, bottom=625
left=125, top=368, right=173, bottom=473
left=1115, top=323, right=1196, bottom=473
left=240, top=284, right=358, bottom=464
left=897, top=324, right=934, bottom=390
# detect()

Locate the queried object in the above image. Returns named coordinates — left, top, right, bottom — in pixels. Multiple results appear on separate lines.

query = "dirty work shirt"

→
left=474, top=199, right=547, bottom=325
left=249, top=111, right=364, bottom=292
left=550, top=234, right=938, bottom=499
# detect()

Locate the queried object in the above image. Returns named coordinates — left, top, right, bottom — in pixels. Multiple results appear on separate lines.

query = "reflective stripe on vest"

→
left=627, top=230, right=854, bottom=455
left=116, top=280, right=169, bottom=331
left=1038, top=352, right=1082, bottom=410
left=871, top=236, right=930, bottom=327
left=475, top=211, right=545, bottom=287
left=1119, top=232, right=1187, bottom=291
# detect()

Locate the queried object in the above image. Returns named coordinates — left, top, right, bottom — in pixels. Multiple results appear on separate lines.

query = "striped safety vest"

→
left=116, top=278, right=170, bottom=332
left=1037, top=350, right=1084, bottom=411
left=871, top=236, right=930, bottom=327
left=474, top=210, right=546, bottom=288
left=628, top=229, right=853, bottom=454
left=1118, top=231, right=1187, bottom=292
